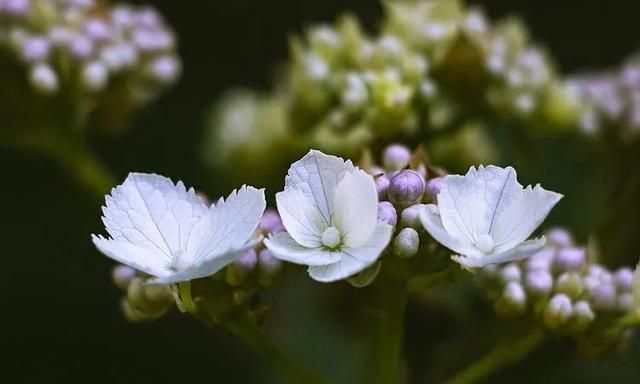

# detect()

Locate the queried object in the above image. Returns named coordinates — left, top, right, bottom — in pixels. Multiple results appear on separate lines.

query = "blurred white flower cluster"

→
left=0, top=0, right=179, bottom=97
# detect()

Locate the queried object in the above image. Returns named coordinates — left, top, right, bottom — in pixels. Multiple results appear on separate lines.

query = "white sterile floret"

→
left=92, top=173, right=266, bottom=284
left=419, top=165, right=562, bottom=269
left=265, top=150, right=394, bottom=282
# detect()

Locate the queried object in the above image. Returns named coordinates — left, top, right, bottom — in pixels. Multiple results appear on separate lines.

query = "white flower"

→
left=420, top=165, right=562, bottom=268
left=92, top=173, right=266, bottom=284
left=264, top=150, right=394, bottom=282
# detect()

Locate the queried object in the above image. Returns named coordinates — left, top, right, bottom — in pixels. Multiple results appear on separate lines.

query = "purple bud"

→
left=524, top=269, right=552, bottom=295
left=234, top=249, right=258, bottom=271
left=383, top=144, right=411, bottom=171
left=260, top=209, right=284, bottom=234
left=375, top=174, right=390, bottom=200
left=2, top=0, right=30, bottom=16
left=82, top=61, right=108, bottom=90
left=258, top=249, right=281, bottom=273
left=135, top=7, right=162, bottom=28
left=614, top=267, right=634, bottom=291
left=377, top=201, right=397, bottom=226
left=85, top=19, right=112, bottom=41
left=546, top=227, right=573, bottom=247
left=544, top=294, right=573, bottom=329
left=68, top=35, right=94, bottom=59
left=499, top=263, right=521, bottom=284
left=424, top=177, right=444, bottom=201
left=393, top=227, right=419, bottom=258
left=368, top=166, right=385, bottom=176
left=572, top=300, right=595, bottom=327
left=388, top=170, right=425, bottom=206
left=503, top=281, right=526, bottom=308
left=149, top=55, right=180, bottom=82
left=30, top=64, right=58, bottom=93
left=527, top=248, right=554, bottom=271
left=553, top=247, right=586, bottom=272
left=21, top=36, right=50, bottom=62
left=591, top=283, right=616, bottom=310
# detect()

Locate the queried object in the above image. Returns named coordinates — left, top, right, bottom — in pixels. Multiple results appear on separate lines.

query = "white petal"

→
left=489, top=186, right=562, bottom=252
left=189, top=186, right=266, bottom=266
left=332, top=169, right=378, bottom=248
left=264, top=231, right=341, bottom=266
left=92, top=234, right=171, bottom=277
left=284, top=150, right=355, bottom=227
left=100, top=173, right=208, bottom=261
left=150, top=237, right=261, bottom=284
left=419, top=204, right=484, bottom=258
left=275, top=188, right=325, bottom=248
left=307, top=221, right=393, bottom=282
left=452, top=237, right=545, bottom=268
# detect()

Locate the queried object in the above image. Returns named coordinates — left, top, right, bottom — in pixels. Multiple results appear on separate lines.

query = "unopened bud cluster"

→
left=0, top=0, right=179, bottom=99
left=568, top=56, right=640, bottom=142
left=205, top=0, right=581, bottom=172
left=347, top=143, right=443, bottom=286
left=476, top=228, right=637, bottom=354
left=111, top=208, right=284, bottom=323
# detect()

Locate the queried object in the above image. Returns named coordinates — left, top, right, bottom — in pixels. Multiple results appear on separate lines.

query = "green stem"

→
left=407, top=264, right=464, bottom=293
left=224, top=320, right=328, bottom=384
left=362, top=275, right=409, bottom=384
left=0, top=131, right=114, bottom=198
left=442, top=329, right=545, bottom=384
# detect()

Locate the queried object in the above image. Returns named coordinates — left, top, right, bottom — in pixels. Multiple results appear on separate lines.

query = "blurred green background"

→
left=1, top=0, right=640, bottom=382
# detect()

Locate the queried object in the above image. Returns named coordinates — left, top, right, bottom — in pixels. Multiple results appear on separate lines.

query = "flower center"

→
left=476, top=234, right=495, bottom=254
left=321, top=226, right=342, bottom=249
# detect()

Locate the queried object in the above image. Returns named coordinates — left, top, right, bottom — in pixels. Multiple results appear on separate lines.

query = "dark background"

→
left=2, top=1, right=640, bottom=383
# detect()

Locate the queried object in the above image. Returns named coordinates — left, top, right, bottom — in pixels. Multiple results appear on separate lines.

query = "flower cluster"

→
left=203, top=0, right=581, bottom=178
left=476, top=227, right=638, bottom=355
left=0, top=0, right=179, bottom=99
left=568, top=56, right=640, bottom=142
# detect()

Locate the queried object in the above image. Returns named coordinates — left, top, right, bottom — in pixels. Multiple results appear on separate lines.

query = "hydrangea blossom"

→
left=264, top=150, right=394, bottom=282
left=420, top=165, right=562, bottom=268
left=92, top=173, right=266, bottom=284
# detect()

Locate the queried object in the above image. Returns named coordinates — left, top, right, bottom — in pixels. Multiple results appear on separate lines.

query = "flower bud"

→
left=617, top=293, right=635, bottom=312
left=347, top=261, right=381, bottom=288
left=375, top=174, right=390, bottom=200
left=68, top=35, right=94, bottom=59
left=495, top=282, right=526, bottom=316
left=388, top=170, right=425, bottom=206
left=30, top=63, right=58, bottom=93
left=260, top=209, right=284, bottom=234
left=499, top=263, right=521, bottom=284
left=614, top=267, right=634, bottom=291
left=424, top=177, right=444, bottom=201
left=546, top=227, right=573, bottom=247
left=524, top=269, right=552, bottom=295
left=377, top=201, right=397, bottom=226
left=571, top=300, right=595, bottom=330
left=526, top=248, right=554, bottom=271
left=21, top=36, right=50, bottom=62
left=258, top=249, right=281, bottom=273
left=591, top=282, right=616, bottom=310
left=544, top=294, right=573, bottom=329
left=82, top=61, right=108, bottom=91
left=149, top=55, right=181, bottom=83
left=400, top=204, right=425, bottom=229
left=112, top=264, right=136, bottom=290
left=382, top=144, right=411, bottom=171
left=234, top=249, right=258, bottom=271
left=3, top=0, right=30, bottom=16
left=555, top=272, right=583, bottom=298
left=503, top=281, right=527, bottom=309
left=393, top=227, right=419, bottom=258
left=553, top=247, right=586, bottom=272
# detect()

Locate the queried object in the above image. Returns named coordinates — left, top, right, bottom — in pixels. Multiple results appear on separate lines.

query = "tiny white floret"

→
left=419, top=165, right=562, bottom=268
left=92, top=173, right=266, bottom=284
left=265, top=150, right=394, bottom=282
